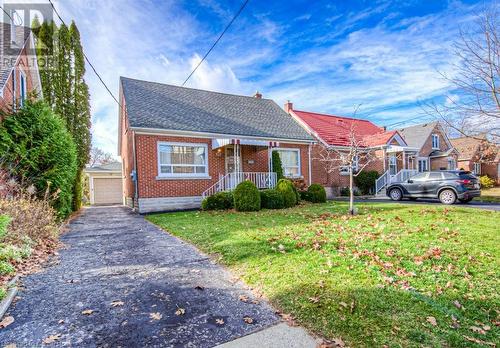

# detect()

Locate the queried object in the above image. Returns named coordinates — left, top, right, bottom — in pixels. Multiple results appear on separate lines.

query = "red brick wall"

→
left=126, top=133, right=311, bottom=198
left=0, top=44, right=38, bottom=113
left=119, top=93, right=136, bottom=203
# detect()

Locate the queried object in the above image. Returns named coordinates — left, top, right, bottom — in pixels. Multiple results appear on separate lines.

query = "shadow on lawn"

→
left=267, top=281, right=498, bottom=348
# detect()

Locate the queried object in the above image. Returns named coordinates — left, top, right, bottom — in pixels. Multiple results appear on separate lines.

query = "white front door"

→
left=418, top=157, right=429, bottom=172
left=389, top=155, right=397, bottom=176
left=225, top=145, right=242, bottom=174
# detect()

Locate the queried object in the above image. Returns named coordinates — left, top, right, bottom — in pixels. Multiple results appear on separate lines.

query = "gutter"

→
left=132, top=131, right=139, bottom=210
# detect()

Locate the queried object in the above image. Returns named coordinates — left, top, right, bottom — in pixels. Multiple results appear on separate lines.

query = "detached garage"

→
left=84, top=162, right=123, bottom=205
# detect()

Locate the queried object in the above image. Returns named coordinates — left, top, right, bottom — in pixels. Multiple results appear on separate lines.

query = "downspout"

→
left=132, top=131, right=139, bottom=211
left=308, top=143, right=312, bottom=186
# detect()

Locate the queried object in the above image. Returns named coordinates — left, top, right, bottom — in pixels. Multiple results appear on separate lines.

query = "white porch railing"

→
left=375, top=169, right=418, bottom=193
left=202, top=172, right=277, bottom=198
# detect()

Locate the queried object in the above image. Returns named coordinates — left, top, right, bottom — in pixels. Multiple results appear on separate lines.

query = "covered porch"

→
left=376, top=145, right=419, bottom=193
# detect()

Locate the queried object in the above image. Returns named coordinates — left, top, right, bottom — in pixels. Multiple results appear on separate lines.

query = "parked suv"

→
left=386, top=170, right=481, bottom=204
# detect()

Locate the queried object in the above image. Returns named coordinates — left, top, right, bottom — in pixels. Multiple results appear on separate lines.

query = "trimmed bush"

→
left=479, top=175, right=495, bottom=189
left=234, top=181, right=261, bottom=212
left=272, top=151, right=284, bottom=180
left=306, top=184, right=327, bottom=203
left=260, top=189, right=285, bottom=209
left=354, top=170, right=379, bottom=195
left=276, top=179, right=297, bottom=208
left=299, top=190, right=312, bottom=201
left=201, top=191, right=234, bottom=210
left=0, top=101, right=77, bottom=218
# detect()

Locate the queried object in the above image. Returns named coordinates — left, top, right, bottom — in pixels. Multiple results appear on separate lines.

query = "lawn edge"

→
left=0, top=275, right=19, bottom=319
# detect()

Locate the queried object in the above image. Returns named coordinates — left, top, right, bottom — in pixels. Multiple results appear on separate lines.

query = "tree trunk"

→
left=349, top=170, right=354, bottom=215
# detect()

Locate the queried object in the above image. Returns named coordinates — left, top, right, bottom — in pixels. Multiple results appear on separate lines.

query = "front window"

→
left=340, top=155, right=359, bottom=175
left=473, top=162, right=481, bottom=175
left=389, top=155, right=397, bottom=175
left=432, top=134, right=439, bottom=149
left=157, top=142, right=208, bottom=177
left=447, top=158, right=456, bottom=170
left=418, top=158, right=429, bottom=172
left=276, top=149, right=300, bottom=177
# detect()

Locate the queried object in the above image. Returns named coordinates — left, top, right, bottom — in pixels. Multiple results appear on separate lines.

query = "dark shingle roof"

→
left=397, top=122, right=438, bottom=149
left=0, top=23, right=31, bottom=88
left=120, top=77, right=314, bottom=142
left=85, top=162, right=122, bottom=172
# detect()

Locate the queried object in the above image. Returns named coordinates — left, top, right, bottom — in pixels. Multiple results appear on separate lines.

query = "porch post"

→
left=402, top=151, right=406, bottom=170
left=268, top=145, right=272, bottom=188
left=382, top=149, right=386, bottom=171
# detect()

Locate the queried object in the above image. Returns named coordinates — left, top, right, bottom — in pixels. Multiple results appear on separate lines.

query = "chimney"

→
left=284, top=100, right=293, bottom=113
left=253, top=91, right=262, bottom=99
left=383, top=126, right=387, bottom=131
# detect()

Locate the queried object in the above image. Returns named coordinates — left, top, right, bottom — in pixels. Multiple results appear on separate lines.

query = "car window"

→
left=459, top=173, right=477, bottom=180
left=443, top=172, right=458, bottom=179
left=428, top=172, right=443, bottom=180
left=411, top=173, right=427, bottom=181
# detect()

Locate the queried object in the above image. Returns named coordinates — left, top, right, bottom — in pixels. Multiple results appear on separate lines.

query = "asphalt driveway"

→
left=0, top=206, right=279, bottom=347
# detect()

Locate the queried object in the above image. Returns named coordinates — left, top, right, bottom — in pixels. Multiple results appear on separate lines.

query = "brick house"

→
left=285, top=103, right=413, bottom=195
left=397, top=122, right=458, bottom=172
left=450, top=136, right=499, bottom=183
left=118, top=77, right=314, bottom=213
left=0, top=23, right=43, bottom=113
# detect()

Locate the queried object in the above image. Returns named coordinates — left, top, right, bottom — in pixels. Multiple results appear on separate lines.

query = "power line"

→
left=0, top=5, right=13, bottom=21
left=387, top=114, right=435, bottom=128
left=182, top=0, right=250, bottom=86
left=47, top=0, right=120, bottom=105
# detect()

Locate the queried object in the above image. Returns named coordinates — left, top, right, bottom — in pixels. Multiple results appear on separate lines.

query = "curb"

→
left=0, top=275, right=19, bottom=319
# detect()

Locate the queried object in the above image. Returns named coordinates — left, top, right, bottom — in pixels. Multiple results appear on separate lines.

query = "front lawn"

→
left=147, top=202, right=499, bottom=347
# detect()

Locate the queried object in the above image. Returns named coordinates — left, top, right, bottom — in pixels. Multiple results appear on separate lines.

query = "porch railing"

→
left=202, top=172, right=277, bottom=199
left=375, top=169, right=418, bottom=193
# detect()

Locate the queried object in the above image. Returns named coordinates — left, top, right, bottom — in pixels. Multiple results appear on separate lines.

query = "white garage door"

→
left=93, top=178, right=123, bottom=205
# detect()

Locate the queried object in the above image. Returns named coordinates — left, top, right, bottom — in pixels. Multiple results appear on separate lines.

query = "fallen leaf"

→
left=0, top=316, right=14, bottom=328
left=483, top=325, right=491, bottom=331
left=238, top=295, right=249, bottom=302
left=427, top=316, right=438, bottom=326
left=470, top=326, right=486, bottom=335
left=43, top=334, right=61, bottom=344
left=111, top=300, right=124, bottom=307
left=81, top=309, right=94, bottom=315
left=453, top=300, right=462, bottom=309
left=331, top=337, right=346, bottom=347
left=463, top=335, right=496, bottom=347
left=243, top=316, right=254, bottom=324
left=339, top=302, right=348, bottom=308
left=175, top=308, right=185, bottom=316
left=308, top=296, right=320, bottom=304
left=150, top=312, right=162, bottom=320
left=215, top=318, right=224, bottom=325
left=57, top=320, right=64, bottom=324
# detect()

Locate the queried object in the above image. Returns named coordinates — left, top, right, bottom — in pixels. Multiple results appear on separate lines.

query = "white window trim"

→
left=473, top=162, right=481, bottom=175
left=417, top=157, right=429, bottom=172
left=447, top=157, right=456, bottom=170
left=340, top=155, right=360, bottom=176
left=12, top=69, right=16, bottom=110
left=275, top=148, right=301, bottom=178
left=156, top=141, right=209, bottom=179
left=432, top=134, right=439, bottom=149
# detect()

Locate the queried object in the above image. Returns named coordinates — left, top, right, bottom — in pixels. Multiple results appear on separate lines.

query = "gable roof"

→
left=396, top=122, right=439, bottom=149
left=120, top=77, right=313, bottom=142
left=0, top=23, right=32, bottom=89
left=291, top=109, right=402, bottom=147
left=85, top=162, right=122, bottom=173
left=450, top=135, right=499, bottom=162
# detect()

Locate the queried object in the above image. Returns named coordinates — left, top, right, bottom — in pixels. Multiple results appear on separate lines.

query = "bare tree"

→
left=315, top=124, right=377, bottom=215
left=88, top=147, right=115, bottom=167
left=427, top=3, right=500, bottom=141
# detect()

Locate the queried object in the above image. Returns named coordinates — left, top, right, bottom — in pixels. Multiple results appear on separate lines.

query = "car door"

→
left=406, top=172, right=428, bottom=195
left=423, top=172, right=443, bottom=197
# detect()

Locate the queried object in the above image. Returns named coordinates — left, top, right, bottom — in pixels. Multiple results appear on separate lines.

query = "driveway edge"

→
left=0, top=275, right=19, bottom=319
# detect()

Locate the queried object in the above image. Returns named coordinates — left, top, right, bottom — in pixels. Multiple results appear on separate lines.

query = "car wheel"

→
left=439, top=189, right=456, bottom=205
left=459, top=198, right=473, bottom=204
left=389, top=188, right=403, bottom=201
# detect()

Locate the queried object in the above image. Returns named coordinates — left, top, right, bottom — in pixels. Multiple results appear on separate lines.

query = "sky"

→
left=43, top=0, right=488, bottom=157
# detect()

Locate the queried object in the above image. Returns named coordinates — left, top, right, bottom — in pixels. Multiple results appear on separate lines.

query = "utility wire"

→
left=182, top=0, right=250, bottom=86
left=0, top=5, right=13, bottom=21
left=387, top=114, right=435, bottom=128
left=47, top=0, right=120, bottom=105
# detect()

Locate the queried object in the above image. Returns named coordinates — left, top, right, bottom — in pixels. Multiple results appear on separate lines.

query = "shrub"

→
left=354, top=171, right=379, bottom=195
left=260, top=189, right=285, bottom=209
left=272, top=151, right=284, bottom=180
left=299, top=190, right=312, bottom=201
left=479, top=175, right=495, bottom=189
left=0, top=261, right=15, bottom=276
left=276, top=179, right=297, bottom=208
left=202, top=191, right=234, bottom=210
left=0, top=101, right=77, bottom=218
left=340, top=187, right=361, bottom=197
left=233, top=181, right=261, bottom=212
left=306, top=184, right=327, bottom=203
left=0, top=215, right=9, bottom=240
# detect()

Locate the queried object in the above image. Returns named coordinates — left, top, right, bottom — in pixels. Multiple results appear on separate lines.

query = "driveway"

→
left=0, top=206, right=279, bottom=347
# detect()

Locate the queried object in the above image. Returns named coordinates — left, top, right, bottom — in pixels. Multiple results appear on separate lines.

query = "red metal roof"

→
left=292, top=109, right=395, bottom=147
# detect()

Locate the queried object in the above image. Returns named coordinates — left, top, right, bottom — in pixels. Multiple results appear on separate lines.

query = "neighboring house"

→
left=450, top=136, right=499, bottom=183
left=397, top=122, right=458, bottom=173
left=0, top=23, right=43, bottom=113
left=285, top=102, right=414, bottom=195
left=84, top=162, right=123, bottom=205
left=118, top=77, right=314, bottom=213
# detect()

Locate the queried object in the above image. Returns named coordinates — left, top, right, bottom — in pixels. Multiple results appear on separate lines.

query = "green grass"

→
left=147, top=202, right=499, bottom=347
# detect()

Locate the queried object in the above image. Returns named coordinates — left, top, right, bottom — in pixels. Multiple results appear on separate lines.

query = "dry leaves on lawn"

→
left=43, top=333, right=61, bottom=344
left=215, top=318, right=224, bottom=325
left=111, top=300, right=124, bottom=307
left=238, top=294, right=249, bottom=302
left=463, top=335, right=496, bottom=347
left=0, top=316, right=14, bottom=328
left=175, top=308, right=185, bottom=316
left=426, top=316, right=438, bottom=326
left=150, top=312, right=162, bottom=321
left=81, top=309, right=94, bottom=315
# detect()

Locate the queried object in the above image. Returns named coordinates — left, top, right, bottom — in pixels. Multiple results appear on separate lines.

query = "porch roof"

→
left=386, top=145, right=419, bottom=153
left=212, top=138, right=279, bottom=150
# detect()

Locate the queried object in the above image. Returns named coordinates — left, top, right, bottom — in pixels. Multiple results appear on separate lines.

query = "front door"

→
left=225, top=145, right=242, bottom=173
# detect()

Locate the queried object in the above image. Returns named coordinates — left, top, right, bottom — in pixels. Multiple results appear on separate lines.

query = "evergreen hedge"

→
left=306, top=184, right=327, bottom=203
left=354, top=170, right=379, bottom=195
left=234, top=181, right=261, bottom=212
left=0, top=101, right=77, bottom=218
left=272, top=151, right=284, bottom=180
left=276, top=179, right=297, bottom=208
left=201, top=191, right=234, bottom=210
left=260, top=189, right=285, bottom=209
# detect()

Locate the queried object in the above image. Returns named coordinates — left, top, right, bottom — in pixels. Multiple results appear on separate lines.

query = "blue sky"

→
left=53, top=0, right=485, bottom=156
